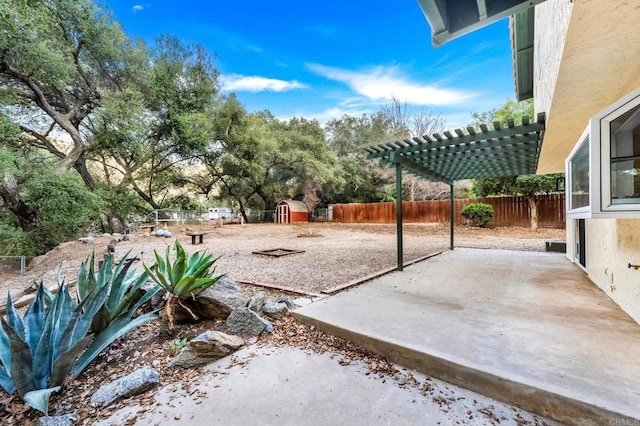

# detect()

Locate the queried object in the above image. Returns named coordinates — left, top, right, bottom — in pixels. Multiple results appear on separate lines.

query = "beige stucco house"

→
left=419, top=0, right=640, bottom=324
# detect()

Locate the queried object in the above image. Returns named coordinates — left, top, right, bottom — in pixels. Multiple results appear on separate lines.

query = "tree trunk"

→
left=0, top=173, right=39, bottom=232
left=528, top=196, right=539, bottom=232
left=73, top=155, right=95, bottom=190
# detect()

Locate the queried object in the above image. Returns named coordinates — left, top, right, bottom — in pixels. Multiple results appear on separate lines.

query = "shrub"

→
left=143, top=240, right=224, bottom=328
left=460, top=202, right=494, bottom=227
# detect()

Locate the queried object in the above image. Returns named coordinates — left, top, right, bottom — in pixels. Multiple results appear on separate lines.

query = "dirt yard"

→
left=0, top=222, right=565, bottom=425
left=0, top=222, right=565, bottom=301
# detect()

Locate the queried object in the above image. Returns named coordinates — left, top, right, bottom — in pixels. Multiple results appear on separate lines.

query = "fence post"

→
left=20, top=256, right=26, bottom=274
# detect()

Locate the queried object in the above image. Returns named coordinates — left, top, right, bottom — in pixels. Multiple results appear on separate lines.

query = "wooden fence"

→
left=330, top=194, right=565, bottom=228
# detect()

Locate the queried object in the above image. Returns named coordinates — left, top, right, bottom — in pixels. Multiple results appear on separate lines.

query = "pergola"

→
left=365, top=113, right=546, bottom=270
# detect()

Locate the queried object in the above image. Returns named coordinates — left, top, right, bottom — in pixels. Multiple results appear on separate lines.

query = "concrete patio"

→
left=293, top=248, right=640, bottom=425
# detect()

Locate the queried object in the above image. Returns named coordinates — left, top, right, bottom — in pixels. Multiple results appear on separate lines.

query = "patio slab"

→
left=293, top=248, right=640, bottom=425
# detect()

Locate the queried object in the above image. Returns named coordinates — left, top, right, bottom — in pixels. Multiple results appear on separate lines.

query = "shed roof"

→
left=277, top=199, right=309, bottom=213
left=365, top=113, right=545, bottom=184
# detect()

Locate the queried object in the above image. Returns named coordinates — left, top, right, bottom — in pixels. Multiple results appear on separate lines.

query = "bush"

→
left=460, top=203, right=494, bottom=227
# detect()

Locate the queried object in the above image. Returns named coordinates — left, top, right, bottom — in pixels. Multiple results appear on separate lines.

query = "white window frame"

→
left=566, top=85, right=640, bottom=219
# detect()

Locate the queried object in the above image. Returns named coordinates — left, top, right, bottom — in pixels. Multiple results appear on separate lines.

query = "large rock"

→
left=170, top=330, right=245, bottom=368
left=261, top=301, right=289, bottom=319
left=91, top=367, right=160, bottom=408
left=191, top=276, right=250, bottom=320
left=33, top=414, right=78, bottom=426
left=227, top=307, right=273, bottom=336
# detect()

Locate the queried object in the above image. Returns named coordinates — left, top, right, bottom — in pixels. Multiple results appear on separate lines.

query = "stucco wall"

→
left=533, top=0, right=573, bottom=115
left=586, top=219, right=640, bottom=323
left=565, top=217, right=574, bottom=262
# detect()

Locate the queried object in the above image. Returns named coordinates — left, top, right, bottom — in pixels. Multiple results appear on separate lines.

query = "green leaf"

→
left=50, top=335, right=92, bottom=387
left=188, top=274, right=224, bottom=295
left=0, top=364, right=15, bottom=395
left=189, top=257, right=217, bottom=278
left=0, top=323, right=12, bottom=379
left=111, top=273, right=156, bottom=318
left=66, top=282, right=110, bottom=350
left=23, top=284, right=46, bottom=355
left=170, top=254, right=187, bottom=288
left=71, top=312, right=158, bottom=376
left=5, top=293, right=25, bottom=343
left=172, top=275, right=195, bottom=297
left=1, top=318, right=34, bottom=398
left=106, top=250, right=134, bottom=313
left=165, top=245, right=173, bottom=284
left=24, top=386, right=60, bottom=414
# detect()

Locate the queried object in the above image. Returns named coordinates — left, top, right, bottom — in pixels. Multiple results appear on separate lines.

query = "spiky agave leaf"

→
left=50, top=335, right=93, bottom=387
left=1, top=317, right=34, bottom=398
left=23, top=386, right=60, bottom=414
left=23, top=285, right=46, bottom=355
left=71, top=311, right=158, bottom=376
left=4, top=293, right=25, bottom=343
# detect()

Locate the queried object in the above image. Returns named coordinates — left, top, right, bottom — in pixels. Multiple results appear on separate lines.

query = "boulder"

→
left=90, top=367, right=160, bottom=408
left=262, top=301, right=289, bottom=319
left=247, top=291, right=266, bottom=312
left=170, top=330, right=244, bottom=368
left=33, top=414, right=78, bottom=426
left=227, top=307, right=273, bottom=336
left=191, top=276, right=249, bottom=320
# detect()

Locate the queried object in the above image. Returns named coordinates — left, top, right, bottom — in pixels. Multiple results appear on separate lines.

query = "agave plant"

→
left=70, top=252, right=161, bottom=375
left=0, top=282, right=108, bottom=413
left=143, top=239, right=224, bottom=328
left=0, top=253, right=161, bottom=413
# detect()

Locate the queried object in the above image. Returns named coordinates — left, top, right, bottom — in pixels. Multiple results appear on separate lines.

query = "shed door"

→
left=277, top=204, right=290, bottom=223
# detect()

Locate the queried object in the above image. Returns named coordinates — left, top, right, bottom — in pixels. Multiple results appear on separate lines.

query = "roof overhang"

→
left=366, top=113, right=545, bottom=183
left=510, top=8, right=534, bottom=101
left=418, top=0, right=546, bottom=47
left=535, top=1, right=640, bottom=174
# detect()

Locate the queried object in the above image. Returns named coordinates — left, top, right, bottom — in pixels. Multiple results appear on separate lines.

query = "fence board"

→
left=330, top=194, right=565, bottom=228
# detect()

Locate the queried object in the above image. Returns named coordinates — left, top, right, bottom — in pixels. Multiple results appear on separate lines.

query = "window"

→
left=566, top=85, right=640, bottom=218
left=609, top=103, right=640, bottom=204
left=569, top=135, right=589, bottom=211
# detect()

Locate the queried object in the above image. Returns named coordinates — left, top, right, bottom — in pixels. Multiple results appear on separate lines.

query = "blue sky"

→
left=102, top=1, right=516, bottom=128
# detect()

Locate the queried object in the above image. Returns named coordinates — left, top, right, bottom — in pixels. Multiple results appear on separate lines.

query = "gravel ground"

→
left=0, top=222, right=565, bottom=300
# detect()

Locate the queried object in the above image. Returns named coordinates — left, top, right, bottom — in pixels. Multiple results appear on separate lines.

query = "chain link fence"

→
left=135, top=208, right=332, bottom=227
left=0, top=256, right=32, bottom=275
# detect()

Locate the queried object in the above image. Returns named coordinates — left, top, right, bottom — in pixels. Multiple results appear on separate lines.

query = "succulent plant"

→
left=143, top=239, right=224, bottom=328
left=0, top=282, right=108, bottom=413
left=0, top=252, right=161, bottom=413
left=70, top=252, right=161, bottom=375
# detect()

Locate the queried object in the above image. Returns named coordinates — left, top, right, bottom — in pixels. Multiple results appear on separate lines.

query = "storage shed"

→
left=275, top=200, right=309, bottom=223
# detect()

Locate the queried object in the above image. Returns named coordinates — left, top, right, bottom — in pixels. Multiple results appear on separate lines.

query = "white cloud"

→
left=221, top=74, right=308, bottom=93
left=307, top=63, right=476, bottom=106
left=132, top=5, right=144, bottom=12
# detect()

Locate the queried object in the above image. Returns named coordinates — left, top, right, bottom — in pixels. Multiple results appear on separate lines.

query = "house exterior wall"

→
left=533, top=0, right=640, bottom=324
left=586, top=219, right=640, bottom=324
left=532, top=0, right=572, bottom=116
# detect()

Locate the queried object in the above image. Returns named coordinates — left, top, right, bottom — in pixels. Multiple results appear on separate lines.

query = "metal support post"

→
left=450, top=183, right=455, bottom=250
left=396, top=163, right=403, bottom=271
